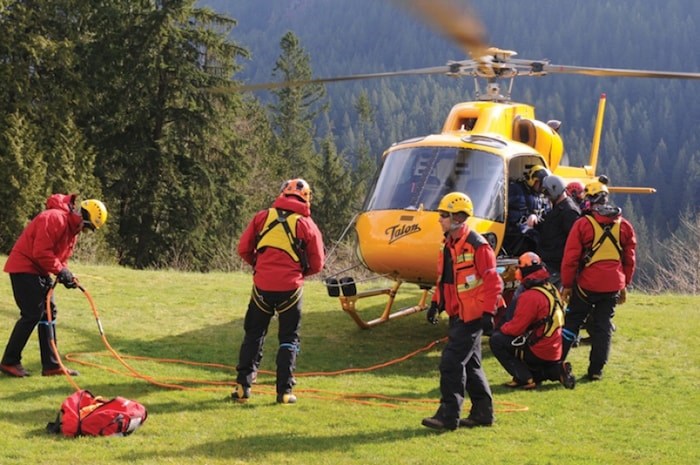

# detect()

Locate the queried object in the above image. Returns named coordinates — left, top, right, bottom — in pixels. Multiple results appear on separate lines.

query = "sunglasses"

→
left=438, top=212, right=451, bottom=219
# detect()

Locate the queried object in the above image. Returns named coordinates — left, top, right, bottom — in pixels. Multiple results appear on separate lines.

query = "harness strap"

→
left=582, top=216, right=622, bottom=267
left=523, top=283, right=564, bottom=346
left=252, top=287, right=303, bottom=315
left=256, top=208, right=309, bottom=273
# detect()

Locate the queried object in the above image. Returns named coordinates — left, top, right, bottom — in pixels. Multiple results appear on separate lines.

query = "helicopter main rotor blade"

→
left=400, top=0, right=488, bottom=59
left=218, top=66, right=452, bottom=93
left=544, top=64, right=700, bottom=80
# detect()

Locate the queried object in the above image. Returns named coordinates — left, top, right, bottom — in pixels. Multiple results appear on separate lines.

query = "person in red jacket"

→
left=231, top=179, right=325, bottom=404
left=1, top=194, right=108, bottom=378
left=560, top=180, right=636, bottom=381
left=490, top=252, right=576, bottom=390
left=422, top=192, right=503, bottom=431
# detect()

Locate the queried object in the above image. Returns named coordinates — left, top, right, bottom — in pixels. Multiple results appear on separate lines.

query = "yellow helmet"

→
left=525, top=164, right=551, bottom=188
left=438, top=192, right=474, bottom=217
left=280, top=178, right=312, bottom=204
left=80, top=199, right=108, bottom=230
left=584, top=180, right=609, bottom=205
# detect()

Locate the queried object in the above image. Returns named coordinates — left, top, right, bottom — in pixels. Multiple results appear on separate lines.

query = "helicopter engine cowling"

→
left=512, top=116, right=564, bottom=170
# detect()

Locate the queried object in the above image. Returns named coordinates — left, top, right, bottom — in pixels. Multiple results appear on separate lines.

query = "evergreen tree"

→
left=314, top=132, right=354, bottom=244
left=269, top=31, right=327, bottom=184
left=352, top=91, right=378, bottom=208
left=0, top=112, right=46, bottom=252
left=0, top=0, right=100, bottom=247
left=78, top=1, right=250, bottom=269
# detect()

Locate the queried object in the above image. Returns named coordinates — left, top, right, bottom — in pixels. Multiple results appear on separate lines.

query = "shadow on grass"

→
left=124, top=427, right=437, bottom=462
left=9, top=287, right=527, bottom=408
left=58, top=293, right=454, bottom=381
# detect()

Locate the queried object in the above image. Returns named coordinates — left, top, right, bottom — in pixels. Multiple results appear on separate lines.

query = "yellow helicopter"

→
left=234, top=0, right=700, bottom=329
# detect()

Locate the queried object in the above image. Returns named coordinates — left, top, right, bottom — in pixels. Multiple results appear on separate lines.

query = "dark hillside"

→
left=205, top=0, right=700, bottom=231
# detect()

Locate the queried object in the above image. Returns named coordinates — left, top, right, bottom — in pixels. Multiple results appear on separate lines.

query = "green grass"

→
left=0, top=257, right=698, bottom=465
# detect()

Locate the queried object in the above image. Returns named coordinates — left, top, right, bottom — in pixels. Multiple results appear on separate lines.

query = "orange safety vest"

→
left=437, top=230, right=489, bottom=322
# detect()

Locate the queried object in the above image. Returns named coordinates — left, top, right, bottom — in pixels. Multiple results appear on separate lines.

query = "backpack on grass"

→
left=47, top=389, right=147, bottom=437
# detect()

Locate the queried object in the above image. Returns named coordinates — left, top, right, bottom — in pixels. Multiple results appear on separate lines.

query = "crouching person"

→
left=489, top=252, right=576, bottom=390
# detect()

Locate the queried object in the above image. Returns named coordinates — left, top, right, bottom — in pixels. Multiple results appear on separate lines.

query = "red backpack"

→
left=47, top=389, right=148, bottom=437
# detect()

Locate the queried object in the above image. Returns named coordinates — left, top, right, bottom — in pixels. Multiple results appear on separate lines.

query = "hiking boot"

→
left=0, top=363, right=30, bottom=377
left=231, top=384, right=251, bottom=403
left=559, top=362, right=576, bottom=389
left=458, top=417, right=493, bottom=428
left=276, top=392, right=297, bottom=404
left=504, top=377, right=537, bottom=390
left=421, top=416, right=458, bottom=431
left=42, top=367, right=79, bottom=377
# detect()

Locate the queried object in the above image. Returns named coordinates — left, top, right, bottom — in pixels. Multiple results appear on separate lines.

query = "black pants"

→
left=2, top=273, right=61, bottom=369
left=489, top=331, right=561, bottom=383
left=561, top=286, right=617, bottom=376
left=434, top=316, right=493, bottom=428
left=236, top=287, right=302, bottom=395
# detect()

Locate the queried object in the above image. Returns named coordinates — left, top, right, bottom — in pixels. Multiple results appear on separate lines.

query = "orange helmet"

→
left=515, top=251, right=544, bottom=281
left=280, top=178, right=311, bottom=204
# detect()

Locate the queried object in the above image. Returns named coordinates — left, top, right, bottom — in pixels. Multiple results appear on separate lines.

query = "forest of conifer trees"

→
left=1, top=0, right=698, bottom=291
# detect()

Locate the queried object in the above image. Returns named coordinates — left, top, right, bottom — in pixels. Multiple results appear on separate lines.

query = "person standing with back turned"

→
left=559, top=180, right=636, bottom=381
left=231, top=179, right=324, bottom=404
left=536, top=174, right=581, bottom=289
left=423, top=192, right=503, bottom=431
left=0, top=194, right=108, bottom=378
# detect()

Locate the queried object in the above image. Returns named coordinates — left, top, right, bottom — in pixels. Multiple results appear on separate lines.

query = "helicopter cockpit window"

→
left=364, top=146, right=505, bottom=222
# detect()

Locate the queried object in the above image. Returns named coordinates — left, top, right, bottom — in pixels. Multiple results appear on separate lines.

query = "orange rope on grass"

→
left=54, top=284, right=529, bottom=413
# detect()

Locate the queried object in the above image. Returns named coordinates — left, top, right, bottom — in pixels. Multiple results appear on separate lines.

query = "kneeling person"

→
left=489, top=252, right=576, bottom=389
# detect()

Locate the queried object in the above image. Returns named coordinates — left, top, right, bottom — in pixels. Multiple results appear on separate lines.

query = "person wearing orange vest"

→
left=231, top=179, right=325, bottom=404
left=490, top=252, right=576, bottom=390
left=560, top=180, right=636, bottom=381
left=422, top=192, right=504, bottom=431
left=1, top=194, right=107, bottom=378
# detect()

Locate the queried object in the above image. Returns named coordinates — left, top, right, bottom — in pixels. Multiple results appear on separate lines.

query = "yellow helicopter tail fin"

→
left=588, top=93, right=607, bottom=174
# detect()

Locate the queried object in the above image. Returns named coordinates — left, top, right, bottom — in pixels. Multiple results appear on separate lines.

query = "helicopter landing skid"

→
left=326, top=278, right=430, bottom=329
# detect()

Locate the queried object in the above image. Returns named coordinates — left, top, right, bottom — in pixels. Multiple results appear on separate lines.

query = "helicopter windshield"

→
left=364, top=146, right=505, bottom=222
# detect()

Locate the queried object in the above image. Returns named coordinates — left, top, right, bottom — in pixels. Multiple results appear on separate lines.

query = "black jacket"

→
left=536, top=196, right=581, bottom=272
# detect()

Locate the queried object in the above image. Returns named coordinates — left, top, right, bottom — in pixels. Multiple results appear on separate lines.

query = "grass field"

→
left=0, top=258, right=698, bottom=465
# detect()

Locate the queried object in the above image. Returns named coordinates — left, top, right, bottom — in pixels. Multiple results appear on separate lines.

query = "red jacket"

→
left=238, top=195, right=325, bottom=291
left=561, top=210, right=636, bottom=292
left=500, top=268, right=562, bottom=362
left=4, top=194, right=83, bottom=276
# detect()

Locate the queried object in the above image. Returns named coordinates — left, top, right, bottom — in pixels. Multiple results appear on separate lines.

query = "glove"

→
left=561, top=287, right=572, bottom=304
left=57, top=268, right=77, bottom=289
left=526, top=214, right=539, bottom=228
left=481, top=313, right=494, bottom=336
left=426, top=302, right=442, bottom=325
left=617, top=287, right=627, bottom=305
